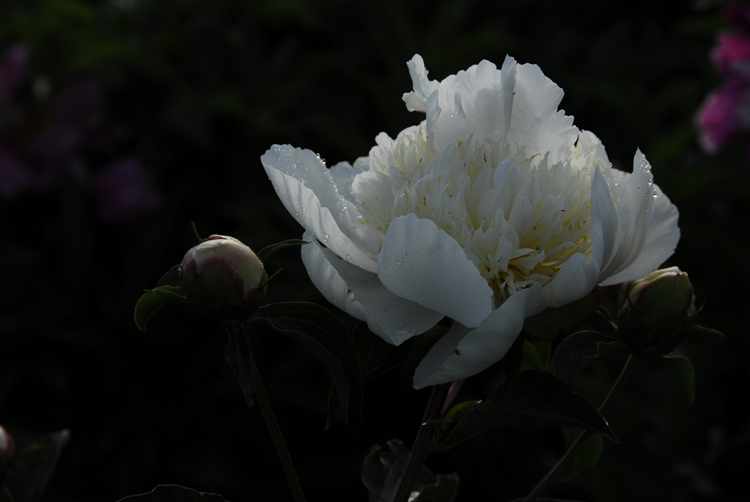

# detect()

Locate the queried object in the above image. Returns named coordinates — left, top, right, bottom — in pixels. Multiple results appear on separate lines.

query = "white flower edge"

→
left=300, top=230, right=444, bottom=346
left=412, top=154, right=679, bottom=388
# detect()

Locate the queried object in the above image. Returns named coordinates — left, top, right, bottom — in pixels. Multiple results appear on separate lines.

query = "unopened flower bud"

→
left=180, top=235, right=267, bottom=320
left=0, top=424, right=14, bottom=486
left=617, top=267, right=697, bottom=355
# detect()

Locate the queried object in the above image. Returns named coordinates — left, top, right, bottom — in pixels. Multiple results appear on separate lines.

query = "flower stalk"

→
left=225, top=323, right=307, bottom=502
left=393, top=383, right=451, bottom=502
left=522, top=354, right=635, bottom=502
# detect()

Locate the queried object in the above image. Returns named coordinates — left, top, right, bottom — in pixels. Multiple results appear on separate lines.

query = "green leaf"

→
left=156, top=264, right=182, bottom=287
left=555, top=429, right=603, bottom=482
left=489, top=331, right=526, bottom=400
left=254, top=302, right=363, bottom=426
left=676, top=325, right=725, bottom=338
left=553, top=331, right=630, bottom=385
left=134, top=285, right=187, bottom=332
left=224, top=326, right=255, bottom=409
left=361, top=440, right=436, bottom=502
left=256, top=239, right=310, bottom=263
left=523, top=287, right=601, bottom=340
left=134, top=291, right=172, bottom=332
left=353, top=323, right=393, bottom=379
left=436, top=371, right=616, bottom=452
left=521, top=340, right=545, bottom=372
left=663, top=354, right=696, bottom=406
left=115, top=484, right=229, bottom=502
left=5, top=430, right=70, bottom=502
left=444, top=400, right=482, bottom=423
left=414, top=474, right=460, bottom=502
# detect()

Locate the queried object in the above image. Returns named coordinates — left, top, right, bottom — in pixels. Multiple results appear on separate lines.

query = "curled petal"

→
left=377, top=214, right=494, bottom=328
left=598, top=150, right=655, bottom=281
left=262, top=145, right=378, bottom=271
left=600, top=182, right=679, bottom=285
left=413, top=283, right=546, bottom=389
left=301, top=232, right=444, bottom=345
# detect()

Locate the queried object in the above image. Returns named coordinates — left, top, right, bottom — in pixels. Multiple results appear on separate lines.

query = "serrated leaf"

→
left=5, top=430, right=70, bottom=502
left=256, top=239, right=310, bottom=263
left=361, top=440, right=436, bottom=502
left=414, top=474, right=460, bottom=502
left=663, top=354, right=695, bottom=406
left=115, top=484, right=229, bottom=502
left=523, top=287, right=601, bottom=340
left=224, top=326, right=255, bottom=409
left=436, top=371, right=616, bottom=452
left=254, top=302, right=363, bottom=426
left=555, top=429, right=603, bottom=482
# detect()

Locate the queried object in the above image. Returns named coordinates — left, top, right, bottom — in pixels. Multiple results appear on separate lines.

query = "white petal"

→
left=300, top=231, right=370, bottom=324
left=544, top=167, right=614, bottom=306
left=262, top=145, right=379, bottom=272
left=402, top=54, right=439, bottom=113
left=413, top=283, right=546, bottom=389
left=306, top=234, right=444, bottom=346
left=598, top=150, right=656, bottom=280
left=599, top=182, right=679, bottom=285
left=377, top=214, right=494, bottom=328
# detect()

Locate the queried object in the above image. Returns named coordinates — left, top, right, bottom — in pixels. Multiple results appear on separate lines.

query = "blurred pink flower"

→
left=696, top=3, right=750, bottom=157
left=93, top=158, right=160, bottom=223
left=714, top=33, right=750, bottom=76
left=697, top=80, right=750, bottom=152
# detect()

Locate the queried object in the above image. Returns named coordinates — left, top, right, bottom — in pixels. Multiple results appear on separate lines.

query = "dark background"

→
left=0, top=0, right=747, bottom=500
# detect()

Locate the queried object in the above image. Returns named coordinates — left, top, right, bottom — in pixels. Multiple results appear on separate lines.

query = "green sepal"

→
left=435, top=371, right=617, bottom=453
left=256, top=239, right=310, bottom=263
left=3, top=429, right=70, bottom=502
left=115, top=484, right=229, bottom=502
left=253, top=302, right=363, bottom=427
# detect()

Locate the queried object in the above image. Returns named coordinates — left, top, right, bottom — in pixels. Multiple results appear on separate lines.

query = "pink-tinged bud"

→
left=180, top=235, right=267, bottom=320
left=618, top=267, right=697, bottom=355
left=0, top=424, right=14, bottom=485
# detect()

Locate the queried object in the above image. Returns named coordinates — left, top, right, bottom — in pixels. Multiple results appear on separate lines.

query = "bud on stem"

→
left=617, top=267, right=697, bottom=355
left=181, top=235, right=267, bottom=320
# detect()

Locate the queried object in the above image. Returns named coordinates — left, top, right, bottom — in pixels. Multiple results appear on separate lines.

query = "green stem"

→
left=225, top=324, right=307, bottom=502
left=522, top=354, right=635, bottom=502
left=393, top=383, right=451, bottom=502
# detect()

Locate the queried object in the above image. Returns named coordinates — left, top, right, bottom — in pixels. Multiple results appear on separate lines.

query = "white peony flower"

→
left=261, top=54, right=680, bottom=389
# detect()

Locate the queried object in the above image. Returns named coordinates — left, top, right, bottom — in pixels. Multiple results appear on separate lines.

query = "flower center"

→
left=352, top=122, right=606, bottom=301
